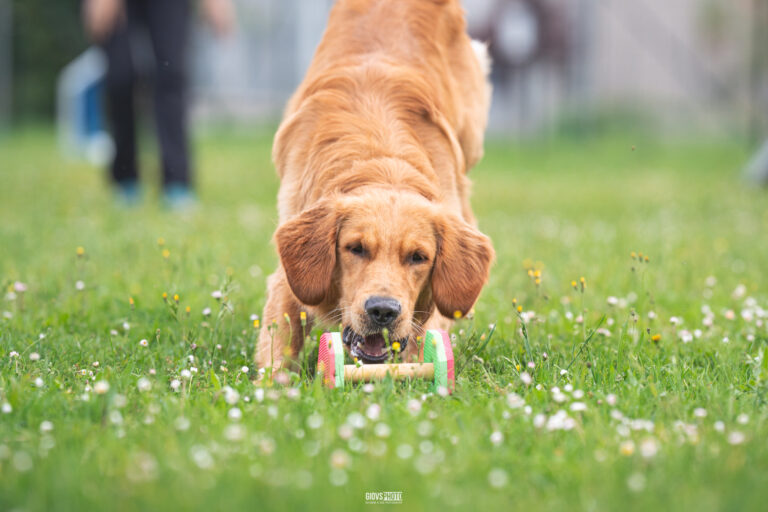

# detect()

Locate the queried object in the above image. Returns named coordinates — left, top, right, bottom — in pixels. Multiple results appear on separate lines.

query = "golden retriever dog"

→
left=257, top=0, right=494, bottom=370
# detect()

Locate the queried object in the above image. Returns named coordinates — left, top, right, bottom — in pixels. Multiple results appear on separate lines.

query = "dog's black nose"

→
left=365, top=296, right=401, bottom=326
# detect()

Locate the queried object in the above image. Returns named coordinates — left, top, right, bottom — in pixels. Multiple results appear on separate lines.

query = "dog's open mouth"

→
left=342, top=326, right=408, bottom=364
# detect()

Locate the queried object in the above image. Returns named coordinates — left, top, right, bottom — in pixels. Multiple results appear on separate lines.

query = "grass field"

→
left=1, top=127, right=767, bottom=511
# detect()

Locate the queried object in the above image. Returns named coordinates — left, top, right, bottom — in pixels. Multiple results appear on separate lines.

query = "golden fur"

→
left=257, top=0, right=494, bottom=369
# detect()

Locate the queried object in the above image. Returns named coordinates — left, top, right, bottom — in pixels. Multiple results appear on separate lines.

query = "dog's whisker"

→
left=312, top=311, right=343, bottom=325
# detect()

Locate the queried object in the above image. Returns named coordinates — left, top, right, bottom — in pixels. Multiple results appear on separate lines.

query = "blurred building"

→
left=3, top=0, right=763, bottom=138
left=189, top=0, right=763, bottom=137
left=190, top=0, right=334, bottom=124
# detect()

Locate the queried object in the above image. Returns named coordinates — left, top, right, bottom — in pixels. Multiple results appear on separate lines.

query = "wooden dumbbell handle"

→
left=343, top=363, right=434, bottom=382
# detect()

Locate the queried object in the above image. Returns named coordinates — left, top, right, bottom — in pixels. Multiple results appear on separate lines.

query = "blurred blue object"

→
left=57, top=47, right=114, bottom=166
left=114, top=179, right=142, bottom=206
left=744, top=140, right=768, bottom=185
left=163, top=183, right=198, bottom=211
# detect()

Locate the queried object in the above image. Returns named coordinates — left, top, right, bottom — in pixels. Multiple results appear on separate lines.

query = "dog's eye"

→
left=408, top=252, right=428, bottom=264
left=347, top=243, right=366, bottom=257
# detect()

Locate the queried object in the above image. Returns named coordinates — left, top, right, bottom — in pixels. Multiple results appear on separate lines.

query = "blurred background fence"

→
left=1, top=0, right=766, bottom=139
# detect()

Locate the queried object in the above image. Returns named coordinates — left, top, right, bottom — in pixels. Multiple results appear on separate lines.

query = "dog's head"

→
left=275, top=190, right=494, bottom=363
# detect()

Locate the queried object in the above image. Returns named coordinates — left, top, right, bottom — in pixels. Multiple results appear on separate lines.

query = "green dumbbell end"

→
left=425, top=330, right=448, bottom=392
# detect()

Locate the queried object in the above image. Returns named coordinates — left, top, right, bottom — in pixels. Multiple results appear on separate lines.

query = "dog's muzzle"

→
left=342, top=326, right=409, bottom=364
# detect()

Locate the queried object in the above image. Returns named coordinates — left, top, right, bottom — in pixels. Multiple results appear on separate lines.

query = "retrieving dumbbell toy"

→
left=317, top=329, right=454, bottom=393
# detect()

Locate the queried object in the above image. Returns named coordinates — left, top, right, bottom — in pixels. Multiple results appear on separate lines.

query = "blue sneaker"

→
left=163, top=184, right=198, bottom=211
left=114, top=180, right=141, bottom=206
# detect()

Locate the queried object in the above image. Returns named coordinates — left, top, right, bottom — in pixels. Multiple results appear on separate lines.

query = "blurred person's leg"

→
left=145, top=0, right=193, bottom=202
left=102, top=4, right=140, bottom=197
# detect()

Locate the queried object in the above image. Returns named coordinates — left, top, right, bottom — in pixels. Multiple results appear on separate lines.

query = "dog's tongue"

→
left=362, top=334, right=386, bottom=356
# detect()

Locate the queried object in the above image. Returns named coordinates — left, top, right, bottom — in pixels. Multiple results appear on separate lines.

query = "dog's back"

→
left=303, top=0, right=470, bottom=77
left=273, top=0, right=491, bottom=222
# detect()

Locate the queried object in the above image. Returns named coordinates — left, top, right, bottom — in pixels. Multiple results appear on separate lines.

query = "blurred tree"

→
left=12, top=0, right=86, bottom=121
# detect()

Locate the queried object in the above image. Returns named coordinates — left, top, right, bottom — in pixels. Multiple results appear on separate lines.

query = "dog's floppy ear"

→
left=275, top=201, right=340, bottom=306
left=432, top=216, right=494, bottom=318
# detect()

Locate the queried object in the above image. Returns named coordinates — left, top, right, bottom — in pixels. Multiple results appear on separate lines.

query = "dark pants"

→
left=103, top=0, right=191, bottom=187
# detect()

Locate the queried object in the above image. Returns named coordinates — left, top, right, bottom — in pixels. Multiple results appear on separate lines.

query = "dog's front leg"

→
left=256, top=268, right=311, bottom=373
